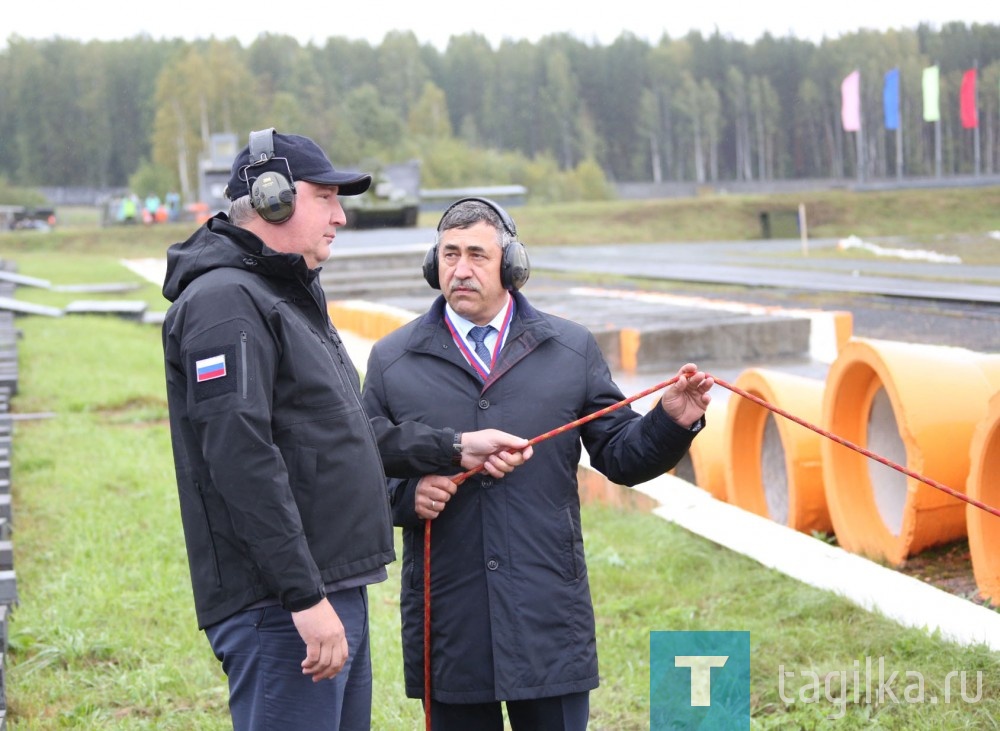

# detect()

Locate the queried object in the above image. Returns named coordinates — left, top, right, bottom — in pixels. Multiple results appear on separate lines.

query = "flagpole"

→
left=857, top=114, right=865, bottom=183
left=896, top=78, right=903, bottom=181
left=896, top=125, right=903, bottom=180
left=935, top=118, right=942, bottom=178
left=931, top=62, right=941, bottom=178
left=892, top=68, right=903, bottom=180
left=974, top=60, right=981, bottom=176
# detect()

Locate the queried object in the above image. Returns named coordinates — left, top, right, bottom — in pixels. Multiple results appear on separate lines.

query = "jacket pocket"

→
left=195, top=480, right=224, bottom=588
left=562, top=506, right=586, bottom=582
left=408, top=529, right=424, bottom=591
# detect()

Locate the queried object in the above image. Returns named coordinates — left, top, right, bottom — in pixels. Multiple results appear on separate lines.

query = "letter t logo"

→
left=674, top=655, right=729, bottom=706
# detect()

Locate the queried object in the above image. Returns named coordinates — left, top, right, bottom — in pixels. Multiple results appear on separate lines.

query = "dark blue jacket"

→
left=361, top=292, right=698, bottom=703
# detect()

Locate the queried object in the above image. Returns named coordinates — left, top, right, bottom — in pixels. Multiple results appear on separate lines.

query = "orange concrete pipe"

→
left=723, top=368, right=832, bottom=533
left=966, top=391, right=1000, bottom=605
left=821, top=338, right=1000, bottom=567
left=671, top=398, right=729, bottom=501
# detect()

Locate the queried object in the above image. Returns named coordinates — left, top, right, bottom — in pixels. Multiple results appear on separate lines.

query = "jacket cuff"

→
left=644, top=402, right=699, bottom=442
left=283, top=586, right=327, bottom=613
left=391, top=478, right=423, bottom=529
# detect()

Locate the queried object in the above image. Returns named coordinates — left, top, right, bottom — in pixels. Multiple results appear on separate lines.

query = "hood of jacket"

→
left=162, top=213, right=318, bottom=303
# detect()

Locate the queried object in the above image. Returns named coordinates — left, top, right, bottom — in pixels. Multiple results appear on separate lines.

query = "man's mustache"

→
left=450, top=279, right=480, bottom=293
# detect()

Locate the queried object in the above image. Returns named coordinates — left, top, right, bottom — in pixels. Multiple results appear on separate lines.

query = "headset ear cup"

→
left=501, top=241, right=531, bottom=291
left=251, top=172, right=295, bottom=223
left=422, top=245, right=441, bottom=289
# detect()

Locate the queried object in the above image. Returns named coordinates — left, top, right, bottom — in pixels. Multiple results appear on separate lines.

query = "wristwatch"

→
left=451, top=431, right=464, bottom=466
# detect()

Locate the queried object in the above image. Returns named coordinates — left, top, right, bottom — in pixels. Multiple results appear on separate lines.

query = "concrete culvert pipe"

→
left=967, top=391, right=1000, bottom=605
left=670, top=398, right=728, bottom=501
left=821, top=338, right=1000, bottom=567
left=723, top=368, right=832, bottom=533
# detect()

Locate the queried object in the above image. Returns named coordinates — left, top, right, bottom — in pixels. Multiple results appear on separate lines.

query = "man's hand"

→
left=415, top=474, right=458, bottom=519
left=460, top=429, right=534, bottom=477
left=291, top=598, right=348, bottom=682
left=658, top=363, right=714, bottom=428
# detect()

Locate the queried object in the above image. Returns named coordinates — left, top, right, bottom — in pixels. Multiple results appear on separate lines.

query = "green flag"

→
left=923, top=66, right=940, bottom=122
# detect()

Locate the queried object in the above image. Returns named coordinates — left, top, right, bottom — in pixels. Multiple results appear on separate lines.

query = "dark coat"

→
left=361, top=292, right=698, bottom=703
left=162, top=215, right=458, bottom=629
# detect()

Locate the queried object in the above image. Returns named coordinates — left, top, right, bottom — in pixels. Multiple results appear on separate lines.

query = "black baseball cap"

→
left=226, top=131, right=371, bottom=200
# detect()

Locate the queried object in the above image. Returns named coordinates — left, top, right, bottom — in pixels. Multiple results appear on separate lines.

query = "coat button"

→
left=487, top=559, right=499, bottom=571
left=481, top=478, right=493, bottom=489
left=478, top=398, right=490, bottom=409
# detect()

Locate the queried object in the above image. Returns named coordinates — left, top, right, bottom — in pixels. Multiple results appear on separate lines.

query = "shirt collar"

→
left=444, top=294, right=513, bottom=341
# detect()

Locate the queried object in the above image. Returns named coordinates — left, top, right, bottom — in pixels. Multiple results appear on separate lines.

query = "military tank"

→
left=342, top=160, right=421, bottom=229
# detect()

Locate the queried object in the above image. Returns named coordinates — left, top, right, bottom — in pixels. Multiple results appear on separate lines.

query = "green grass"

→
left=3, top=191, right=1000, bottom=728
left=501, top=187, right=1000, bottom=247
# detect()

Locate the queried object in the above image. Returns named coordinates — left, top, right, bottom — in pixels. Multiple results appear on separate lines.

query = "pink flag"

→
left=841, top=70, right=861, bottom=132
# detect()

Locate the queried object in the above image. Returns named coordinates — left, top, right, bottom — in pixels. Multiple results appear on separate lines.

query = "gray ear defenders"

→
left=422, top=196, right=530, bottom=291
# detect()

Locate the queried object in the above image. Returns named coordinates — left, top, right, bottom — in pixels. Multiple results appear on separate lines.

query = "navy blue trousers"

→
left=205, top=586, right=371, bottom=731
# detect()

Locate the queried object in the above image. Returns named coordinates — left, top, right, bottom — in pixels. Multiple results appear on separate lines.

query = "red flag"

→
left=960, top=69, right=978, bottom=129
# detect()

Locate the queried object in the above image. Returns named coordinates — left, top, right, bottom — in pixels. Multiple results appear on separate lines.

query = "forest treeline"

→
left=1, top=22, right=999, bottom=204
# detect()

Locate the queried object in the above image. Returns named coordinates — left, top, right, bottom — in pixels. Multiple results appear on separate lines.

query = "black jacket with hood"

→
left=162, top=214, right=457, bottom=629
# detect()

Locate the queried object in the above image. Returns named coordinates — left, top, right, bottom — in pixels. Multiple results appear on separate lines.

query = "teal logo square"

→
left=650, top=630, right=750, bottom=730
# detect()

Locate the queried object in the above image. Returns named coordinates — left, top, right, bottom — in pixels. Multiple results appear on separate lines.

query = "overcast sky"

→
left=4, top=2, right=997, bottom=51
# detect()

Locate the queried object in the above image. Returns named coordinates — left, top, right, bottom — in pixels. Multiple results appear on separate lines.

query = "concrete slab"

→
left=63, top=300, right=148, bottom=321
left=0, top=297, right=62, bottom=318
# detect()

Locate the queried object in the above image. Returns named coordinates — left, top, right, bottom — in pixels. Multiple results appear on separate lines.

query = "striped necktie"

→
left=467, top=325, right=494, bottom=370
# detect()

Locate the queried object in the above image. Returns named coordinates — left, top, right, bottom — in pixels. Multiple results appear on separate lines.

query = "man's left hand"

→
left=658, top=363, right=714, bottom=429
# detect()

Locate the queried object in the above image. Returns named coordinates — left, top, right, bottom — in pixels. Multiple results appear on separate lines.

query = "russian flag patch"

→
left=195, top=354, right=227, bottom=382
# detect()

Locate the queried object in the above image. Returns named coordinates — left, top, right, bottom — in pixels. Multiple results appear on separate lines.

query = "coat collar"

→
left=406, top=291, right=558, bottom=390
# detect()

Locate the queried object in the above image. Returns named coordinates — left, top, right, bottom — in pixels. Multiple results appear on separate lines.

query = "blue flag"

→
left=884, top=68, right=900, bottom=130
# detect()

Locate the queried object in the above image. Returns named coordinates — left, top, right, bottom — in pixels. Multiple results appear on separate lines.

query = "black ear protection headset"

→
left=422, top=196, right=531, bottom=291
left=243, top=128, right=297, bottom=223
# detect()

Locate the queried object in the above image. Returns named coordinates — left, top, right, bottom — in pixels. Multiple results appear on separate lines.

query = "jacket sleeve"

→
left=170, top=291, right=325, bottom=613
left=387, top=477, right=423, bottom=529
left=579, top=335, right=698, bottom=486
left=363, top=345, right=457, bottom=478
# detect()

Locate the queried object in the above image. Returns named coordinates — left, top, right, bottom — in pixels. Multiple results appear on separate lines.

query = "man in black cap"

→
left=161, top=129, right=530, bottom=730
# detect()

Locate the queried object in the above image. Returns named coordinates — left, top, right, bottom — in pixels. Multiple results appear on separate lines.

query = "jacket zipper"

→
left=240, top=330, right=248, bottom=398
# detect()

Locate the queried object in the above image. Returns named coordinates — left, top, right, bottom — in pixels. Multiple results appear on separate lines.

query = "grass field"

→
left=2, top=189, right=1000, bottom=728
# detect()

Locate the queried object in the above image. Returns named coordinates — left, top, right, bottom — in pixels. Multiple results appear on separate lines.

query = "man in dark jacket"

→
left=162, top=130, right=529, bottom=731
left=361, top=197, right=714, bottom=730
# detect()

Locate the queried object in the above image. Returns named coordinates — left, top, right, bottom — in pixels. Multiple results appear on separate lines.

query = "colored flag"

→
left=883, top=68, right=900, bottom=131
left=922, top=66, right=940, bottom=122
left=841, top=70, right=861, bottom=132
left=961, top=68, right=978, bottom=129
left=196, top=354, right=227, bottom=382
